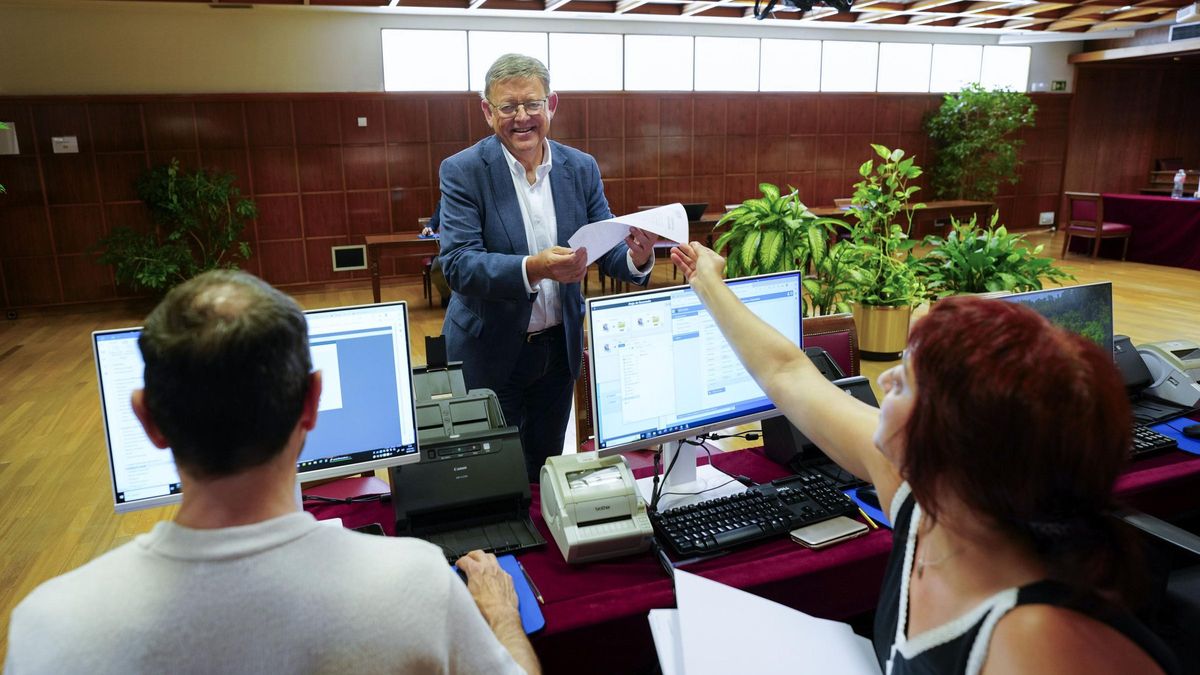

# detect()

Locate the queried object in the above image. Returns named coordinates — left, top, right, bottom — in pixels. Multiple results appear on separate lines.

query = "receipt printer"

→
left=1138, top=340, right=1200, bottom=408
left=540, top=452, right=653, bottom=564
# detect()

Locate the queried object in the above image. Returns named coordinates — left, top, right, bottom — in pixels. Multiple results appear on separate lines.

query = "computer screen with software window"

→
left=93, top=301, right=421, bottom=513
left=586, top=272, right=803, bottom=503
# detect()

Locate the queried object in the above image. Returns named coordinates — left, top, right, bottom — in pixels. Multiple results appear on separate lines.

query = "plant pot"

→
left=852, top=303, right=912, bottom=361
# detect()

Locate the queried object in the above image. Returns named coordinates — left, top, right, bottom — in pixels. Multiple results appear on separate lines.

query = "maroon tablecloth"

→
left=305, top=439, right=1200, bottom=675
left=1072, top=194, right=1200, bottom=270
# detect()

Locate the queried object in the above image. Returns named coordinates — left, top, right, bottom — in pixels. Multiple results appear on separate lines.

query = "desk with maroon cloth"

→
left=1068, top=194, right=1200, bottom=271
left=304, top=439, right=1200, bottom=674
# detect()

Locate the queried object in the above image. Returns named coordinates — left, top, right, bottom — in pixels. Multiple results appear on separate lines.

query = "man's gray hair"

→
left=483, top=54, right=551, bottom=100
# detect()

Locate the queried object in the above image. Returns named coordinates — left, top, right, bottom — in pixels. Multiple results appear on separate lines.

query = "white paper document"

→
left=648, top=609, right=684, bottom=675
left=656, top=569, right=881, bottom=675
left=568, top=203, right=690, bottom=266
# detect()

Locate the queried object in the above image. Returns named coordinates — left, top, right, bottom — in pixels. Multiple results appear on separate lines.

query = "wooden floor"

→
left=0, top=230, right=1197, bottom=657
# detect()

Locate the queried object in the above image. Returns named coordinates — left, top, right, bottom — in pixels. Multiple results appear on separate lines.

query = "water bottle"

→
left=1172, top=169, right=1185, bottom=199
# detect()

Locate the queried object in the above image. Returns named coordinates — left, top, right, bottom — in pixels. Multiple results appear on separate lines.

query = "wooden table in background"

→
left=693, top=202, right=993, bottom=242
left=363, top=234, right=439, bottom=303
left=809, top=200, right=994, bottom=239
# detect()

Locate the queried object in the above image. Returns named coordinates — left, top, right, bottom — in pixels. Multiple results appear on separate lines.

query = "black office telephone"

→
left=1115, top=335, right=1193, bottom=424
left=762, top=347, right=879, bottom=488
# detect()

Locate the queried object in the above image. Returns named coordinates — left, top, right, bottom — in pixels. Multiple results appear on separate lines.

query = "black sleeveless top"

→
left=872, top=485, right=1179, bottom=675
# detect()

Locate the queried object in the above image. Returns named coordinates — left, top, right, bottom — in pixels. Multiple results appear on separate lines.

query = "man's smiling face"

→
left=482, top=77, right=555, bottom=168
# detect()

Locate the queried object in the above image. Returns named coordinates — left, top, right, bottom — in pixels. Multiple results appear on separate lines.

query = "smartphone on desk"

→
left=353, top=522, right=386, bottom=536
left=790, top=516, right=868, bottom=550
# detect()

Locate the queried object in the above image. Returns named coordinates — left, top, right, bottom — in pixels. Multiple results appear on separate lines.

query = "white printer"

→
left=1137, top=339, right=1200, bottom=408
left=540, top=452, right=654, bottom=564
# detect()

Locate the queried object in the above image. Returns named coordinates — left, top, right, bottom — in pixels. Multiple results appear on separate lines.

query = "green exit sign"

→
left=1051, top=80, right=1067, bottom=92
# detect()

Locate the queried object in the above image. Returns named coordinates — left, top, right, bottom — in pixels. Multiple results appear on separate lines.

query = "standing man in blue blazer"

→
left=439, top=54, right=658, bottom=480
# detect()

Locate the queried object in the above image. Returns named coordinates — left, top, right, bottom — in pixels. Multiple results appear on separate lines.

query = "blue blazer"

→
left=438, top=136, right=645, bottom=389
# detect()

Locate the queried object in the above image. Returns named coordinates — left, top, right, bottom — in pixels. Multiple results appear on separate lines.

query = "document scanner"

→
left=389, top=357, right=545, bottom=562
left=540, top=452, right=653, bottom=564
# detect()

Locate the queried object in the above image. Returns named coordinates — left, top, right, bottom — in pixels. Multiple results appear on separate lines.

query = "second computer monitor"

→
left=999, top=281, right=1114, bottom=356
left=586, top=271, right=804, bottom=457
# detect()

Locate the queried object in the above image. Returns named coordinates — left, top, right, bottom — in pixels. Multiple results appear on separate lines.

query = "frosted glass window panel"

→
left=382, top=30, right=468, bottom=92
left=877, top=43, right=932, bottom=93
left=550, top=33, right=623, bottom=91
left=820, top=41, right=879, bottom=92
left=695, top=37, right=759, bottom=92
left=980, top=46, right=1031, bottom=92
left=760, top=39, right=821, bottom=92
left=930, top=44, right=983, bottom=93
left=625, top=35, right=694, bottom=91
left=469, top=32, right=550, bottom=94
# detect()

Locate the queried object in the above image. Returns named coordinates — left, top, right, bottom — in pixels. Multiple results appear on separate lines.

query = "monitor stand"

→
left=634, top=439, right=746, bottom=511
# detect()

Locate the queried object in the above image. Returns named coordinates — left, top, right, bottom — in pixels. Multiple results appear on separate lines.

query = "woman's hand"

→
left=670, top=241, right=725, bottom=288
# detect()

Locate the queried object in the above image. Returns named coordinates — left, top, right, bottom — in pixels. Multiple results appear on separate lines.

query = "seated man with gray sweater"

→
left=5, top=270, right=539, bottom=675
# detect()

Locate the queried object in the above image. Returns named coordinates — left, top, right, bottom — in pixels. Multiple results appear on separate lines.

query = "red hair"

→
left=903, top=295, right=1140, bottom=604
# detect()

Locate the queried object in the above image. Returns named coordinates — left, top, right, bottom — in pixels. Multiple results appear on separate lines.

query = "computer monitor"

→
left=93, top=301, right=421, bottom=513
left=999, top=281, right=1114, bottom=356
left=585, top=271, right=803, bottom=507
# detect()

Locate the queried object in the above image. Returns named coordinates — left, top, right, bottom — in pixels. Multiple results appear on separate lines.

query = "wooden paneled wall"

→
left=0, top=91, right=1069, bottom=310
left=1063, top=64, right=1200, bottom=197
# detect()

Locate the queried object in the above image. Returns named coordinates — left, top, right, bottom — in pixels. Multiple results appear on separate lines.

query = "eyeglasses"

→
left=488, top=99, right=548, bottom=118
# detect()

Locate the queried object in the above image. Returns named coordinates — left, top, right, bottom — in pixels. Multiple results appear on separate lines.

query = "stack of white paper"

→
left=649, top=570, right=882, bottom=675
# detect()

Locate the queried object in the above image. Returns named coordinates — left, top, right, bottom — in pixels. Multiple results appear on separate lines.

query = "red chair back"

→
left=802, top=313, right=860, bottom=377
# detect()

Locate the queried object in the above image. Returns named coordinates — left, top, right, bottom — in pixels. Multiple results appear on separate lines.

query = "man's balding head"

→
left=139, top=270, right=312, bottom=478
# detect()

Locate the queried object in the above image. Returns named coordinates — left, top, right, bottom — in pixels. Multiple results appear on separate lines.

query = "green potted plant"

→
left=914, top=212, right=1075, bottom=299
left=844, top=144, right=927, bottom=360
left=96, top=158, right=256, bottom=293
left=801, top=235, right=859, bottom=317
left=713, top=183, right=845, bottom=280
left=925, top=83, right=1037, bottom=202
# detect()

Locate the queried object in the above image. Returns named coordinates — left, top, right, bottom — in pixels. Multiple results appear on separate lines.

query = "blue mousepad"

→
left=453, top=554, right=544, bottom=634
left=845, top=487, right=891, bottom=529
left=1151, top=418, right=1200, bottom=455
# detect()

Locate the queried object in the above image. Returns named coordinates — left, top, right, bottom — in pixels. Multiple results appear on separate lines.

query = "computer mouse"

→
left=856, top=486, right=881, bottom=511
left=1183, top=424, right=1200, bottom=440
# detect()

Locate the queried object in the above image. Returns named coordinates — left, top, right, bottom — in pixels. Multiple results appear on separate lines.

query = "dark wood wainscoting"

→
left=0, top=91, right=1069, bottom=309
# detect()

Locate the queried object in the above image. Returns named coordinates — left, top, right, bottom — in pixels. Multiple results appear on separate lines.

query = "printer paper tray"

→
left=417, top=516, right=545, bottom=562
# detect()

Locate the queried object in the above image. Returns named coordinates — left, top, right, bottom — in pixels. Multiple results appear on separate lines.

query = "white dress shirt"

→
left=501, top=142, right=653, bottom=333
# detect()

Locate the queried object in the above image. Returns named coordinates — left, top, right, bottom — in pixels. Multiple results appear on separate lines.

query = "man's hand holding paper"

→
left=528, top=246, right=588, bottom=285
left=568, top=203, right=690, bottom=266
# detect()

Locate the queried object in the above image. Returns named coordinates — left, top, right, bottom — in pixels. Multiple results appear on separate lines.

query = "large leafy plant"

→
left=925, top=84, right=1037, bottom=202
left=843, top=144, right=926, bottom=308
left=96, top=159, right=256, bottom=292
left=713, top=183, right=843, bottom=279
left=802, top=237, right=859, bottom=317
left=914, top=212, right=1074, bottom=299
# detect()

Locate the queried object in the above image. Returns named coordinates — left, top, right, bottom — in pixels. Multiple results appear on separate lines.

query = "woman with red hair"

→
left=670, top=241, right=1177, bottom=675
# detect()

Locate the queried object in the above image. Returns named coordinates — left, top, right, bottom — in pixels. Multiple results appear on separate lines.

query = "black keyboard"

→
left=1131, top=424, right=1178, bottom=458
left=649, top=472, right=858, bottom=557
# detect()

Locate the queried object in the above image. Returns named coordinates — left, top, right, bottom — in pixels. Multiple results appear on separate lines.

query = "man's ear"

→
left=299, top=371, right=322, bottom=432
left=546, top=91, right=559, bottom=118
left=131, top=390, right=171, bottom=449
left=479, top=97, right=494, bottom=124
